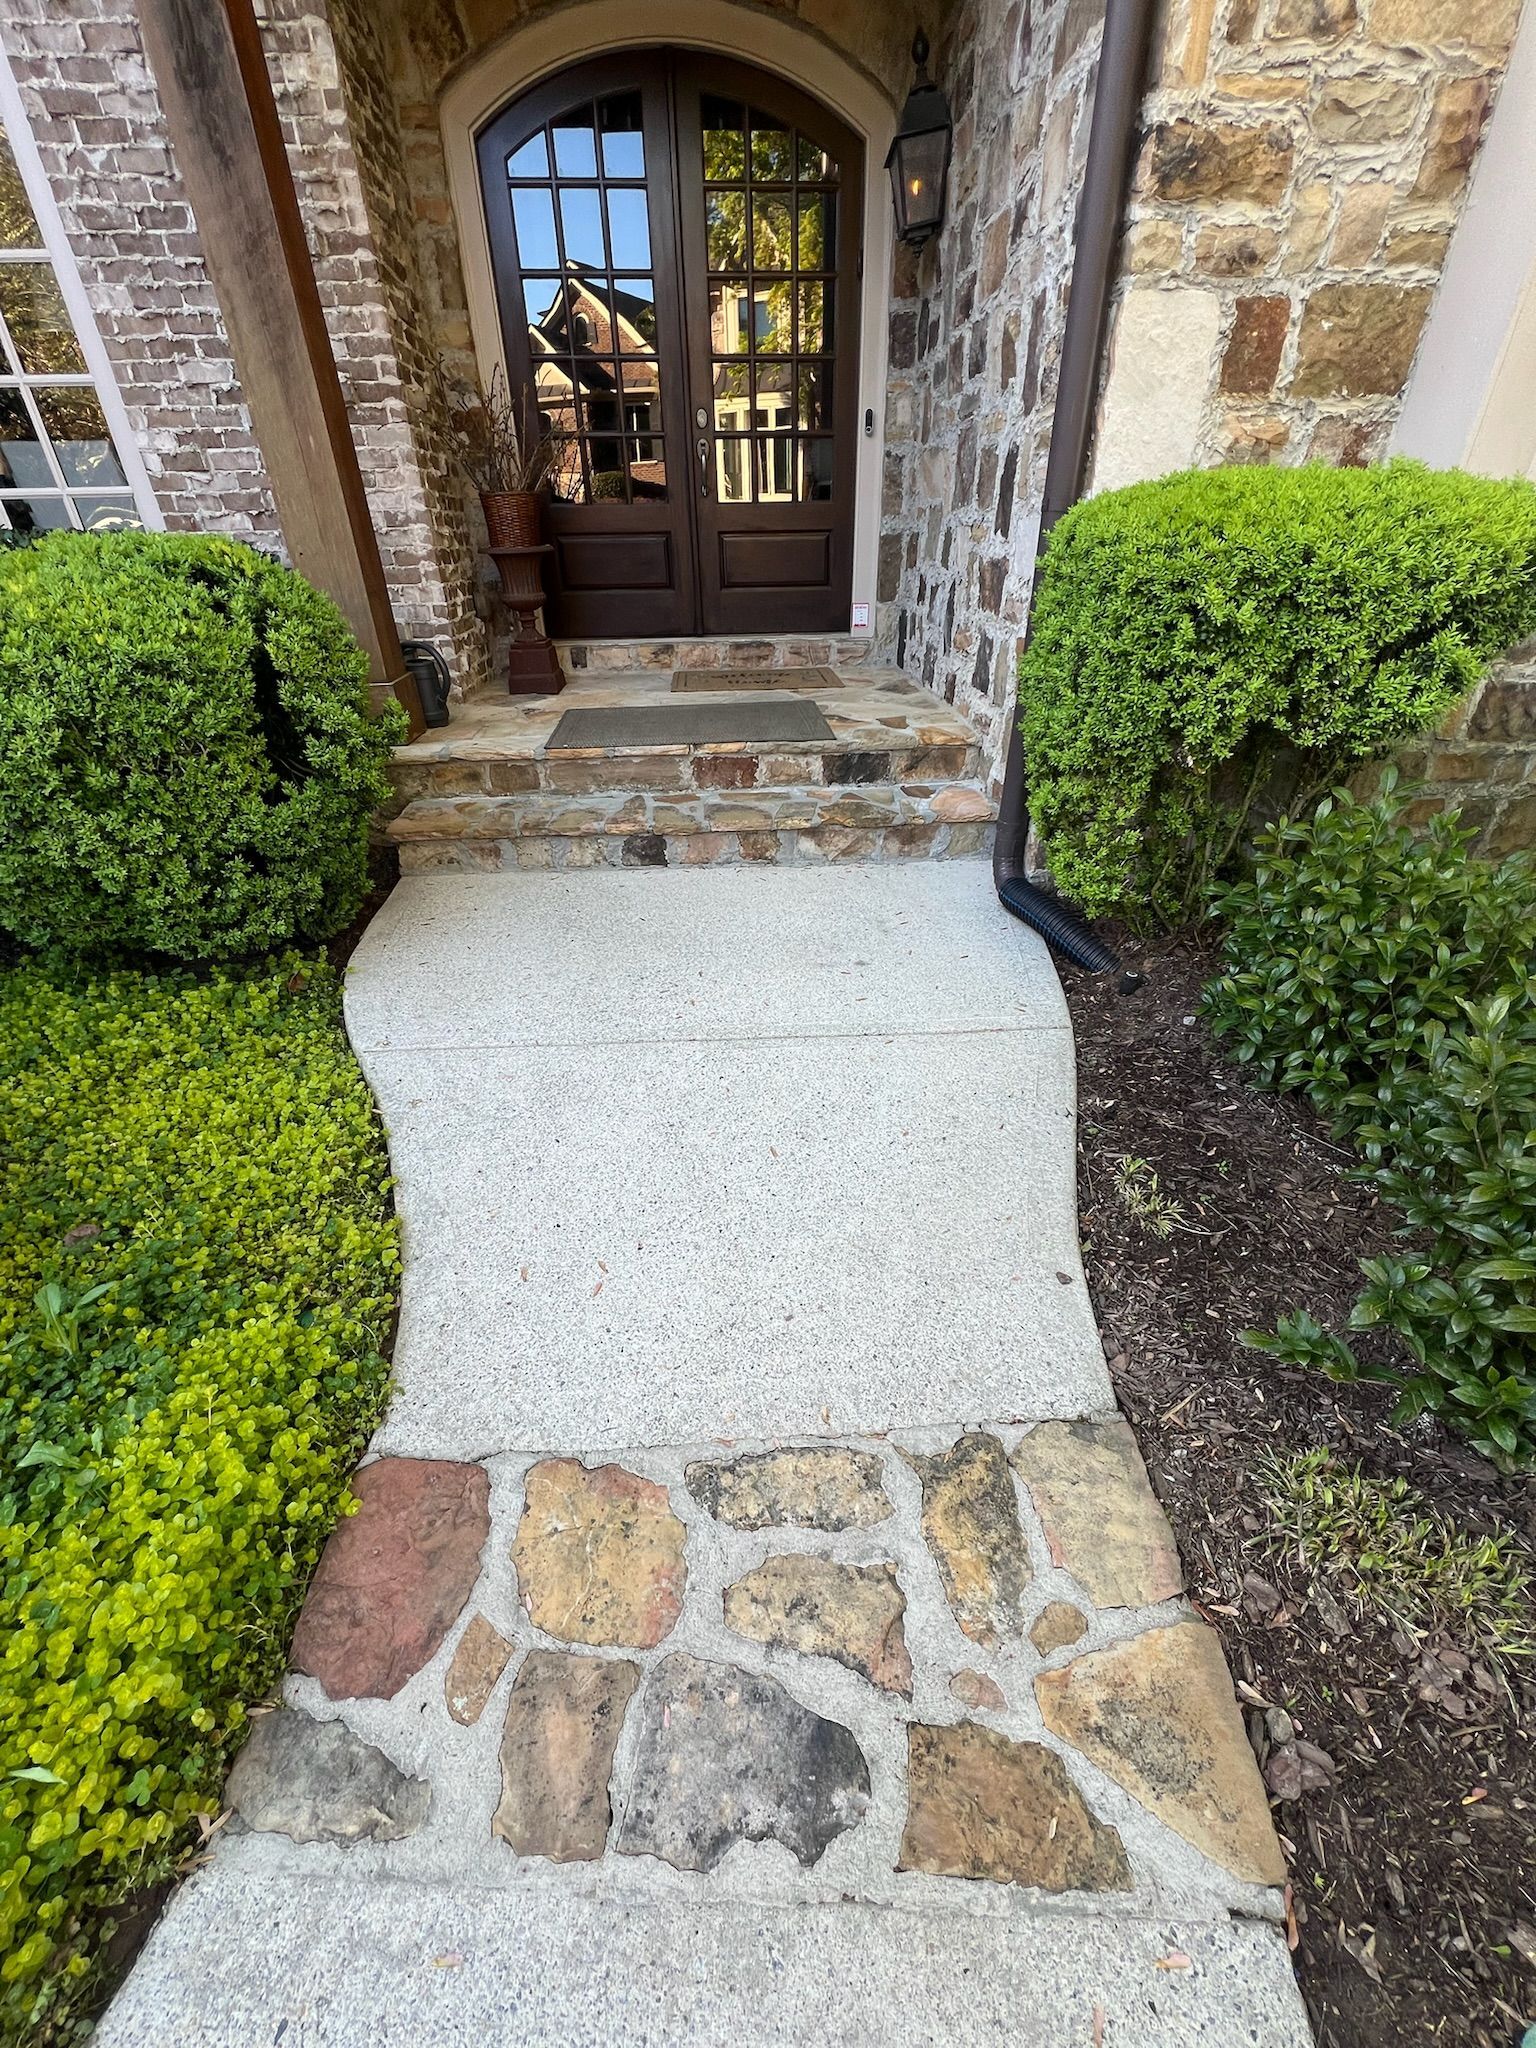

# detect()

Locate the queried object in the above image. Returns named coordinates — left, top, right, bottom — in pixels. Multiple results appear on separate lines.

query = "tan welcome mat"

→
left=672, top=665, right=841, bottom=692
left=547, top=699, right=836, bottom=750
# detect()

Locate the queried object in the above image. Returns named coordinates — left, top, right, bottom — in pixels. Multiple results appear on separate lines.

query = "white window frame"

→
left=0, top=43, right=162, bottom=532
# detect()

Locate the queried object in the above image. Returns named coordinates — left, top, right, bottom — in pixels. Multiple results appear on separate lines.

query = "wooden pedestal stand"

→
left=488, top=543, right=565, bottom=696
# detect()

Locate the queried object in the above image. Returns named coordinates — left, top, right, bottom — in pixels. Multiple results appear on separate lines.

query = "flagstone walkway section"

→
left=100, top=861, right=1311, bottom=2046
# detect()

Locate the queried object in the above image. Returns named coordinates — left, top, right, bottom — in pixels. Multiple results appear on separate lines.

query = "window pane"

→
left=0, top=263, right=86, bottom=373
left=752, top=282, right=793, bottom=354
left=0, top=387, right=51, bottom=488
left=797, top=193, right=831, bottom=270
left=567, top=279, right=610, bottom=352
left=754, top=361, right=791, bottom=430
left=558, top=187, right=605, bottom=270
left=709, top=282, right=750, bottom=354
left=701, top=97, right=746, bottom=181
left=795, top=363, right=829, bottom=430
left=606, top=187, right=651, bottom=269
left=0, top=123, right=41, bottom=248
left=797, top=281, right=830, bottom=354
left=750, top=116, right=793, bottom=182
left=797, top=136, right=838, bottom=183
left=551, top=108, right=597, bottom=178
left=0, top=493, right=73, bottom=532
left=511, top=186, right=558, bottom=270
left=508, top=131, right=549, bottom=180
left=72, top=494, right=141, bottom=532
left=599, top=94, right=645, bottom=179
left=589, top=456, right=627, bottom=501
left=799, top=438, right=834, bottom=500
left=711, top=360, right=749, bottom=432
left=33, top=386, right=125, bottom=488
left=752, top=195, right=793, bottom=272
left=756, top=434, right=792, bottom=500
left=523, top=275, right=564, bottom=333
left=611, top=277, right=656, bottom=349
left=705, top=191, right=746, bottom=269
left=716, top=437, right=750, bottom=502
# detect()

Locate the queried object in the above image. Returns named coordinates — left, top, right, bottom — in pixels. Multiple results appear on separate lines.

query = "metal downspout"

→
left=991, top=0, right=1158, bottom=909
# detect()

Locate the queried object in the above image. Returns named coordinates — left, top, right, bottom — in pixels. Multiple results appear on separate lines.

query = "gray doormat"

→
left=671, top=665, right=841, bottom=692
left=547, top=699, right=836, bottom=751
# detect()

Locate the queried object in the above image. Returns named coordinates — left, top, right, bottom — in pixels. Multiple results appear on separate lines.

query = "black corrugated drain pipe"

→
left=992, top=0, right=1155, bottom=992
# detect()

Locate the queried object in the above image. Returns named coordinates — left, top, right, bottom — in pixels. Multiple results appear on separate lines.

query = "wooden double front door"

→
left=478, top=51, right=863, bottom=639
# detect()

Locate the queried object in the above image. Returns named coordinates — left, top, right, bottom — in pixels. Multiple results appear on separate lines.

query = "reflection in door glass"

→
left=507, top=131, right=548, bottom=179
left=797, top=281, right=829, bottom=354
left=705, top=192, right=746, bottom=268
left=716, top=437, right=749, bottom=502
left=599, top=93, right=645, bottom=178
left=749, top=116, right=793, bottom=181
left=611, top=277, right=657, bottom=348
left=709, top=282, right=750, bottom=355
left=559, top=186, right=606, bottom=269
left=752, top=283, right=793, bottom=354
left=551, top=110, right=597, bottom=177
left=606, top=187, right=651, bottom=269
left=798, top=437, right=834, bottom=500
left=511, top=186, right=558, bottom=269
left=701, top=97, right=746, bottom=180
left=751, top=195, right=793, bottom=271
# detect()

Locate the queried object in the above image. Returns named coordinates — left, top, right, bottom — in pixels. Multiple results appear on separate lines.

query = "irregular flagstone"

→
left=494, top=1649, right=640, bottom=1863
left=723, top=1555, right=912, bottom=1695
left=900, top=1431, right=1032, bottom=1647
left=949, top=1669, right=1007, bottom=1712
left=1012, top=1419, right=1183, bottom=1609
left=1036, top=1621, right=1287, bottom=1885
left=899, top=1722, right=1131, bottom=1892
left=685, top=1445, right=892, bottom=1530
left=1030, top=1602, right=1089, bottom=1657
left=511, top=1458, right=686, bottom=1648
left=225, top=1711, right=430, bottom=1845
left=291, top=1458, right=491, bottom=1700
left=444, top=1614, right=514, bottom=1726
left=616, top=1652, right=870, bottom=1872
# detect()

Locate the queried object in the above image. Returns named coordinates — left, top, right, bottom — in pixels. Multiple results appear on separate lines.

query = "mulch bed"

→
left=1059, top=926, right=1536, bottom=2048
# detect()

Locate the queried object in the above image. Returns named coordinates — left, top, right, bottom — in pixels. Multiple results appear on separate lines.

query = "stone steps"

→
left=387, top=780, right=997, bottom=871
left=556, top=632, right=877, bottom=676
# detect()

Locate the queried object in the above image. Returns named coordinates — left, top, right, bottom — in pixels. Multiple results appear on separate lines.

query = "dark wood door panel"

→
left=718, top=529, right=831, bottom=589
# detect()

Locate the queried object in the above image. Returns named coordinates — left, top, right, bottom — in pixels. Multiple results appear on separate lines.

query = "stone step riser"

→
left=557, top=635, right=876, bottom=675
left=391, top=742, right=981, bottom=803
left=399, top=821, right=997, bottom=872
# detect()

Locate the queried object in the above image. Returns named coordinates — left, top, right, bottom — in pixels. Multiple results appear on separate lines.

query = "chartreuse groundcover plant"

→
left=1205, top=779, right=1536, bottom=1465
left=1020, top=461, right=1536, bottom=928
left=0, top=958, right=398, bottom=2039
left=0, top=530, right=403, bottom=961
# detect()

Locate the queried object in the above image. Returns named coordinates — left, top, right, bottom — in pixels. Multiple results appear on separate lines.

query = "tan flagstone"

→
left=1012, top=1418, right=1183, bottom=1608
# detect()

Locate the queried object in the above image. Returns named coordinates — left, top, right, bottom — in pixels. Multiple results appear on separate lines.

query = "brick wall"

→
left=0, top=0, right=278, bottom=537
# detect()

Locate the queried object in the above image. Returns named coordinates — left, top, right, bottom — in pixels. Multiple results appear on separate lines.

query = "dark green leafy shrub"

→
left=0, top=531, right=404, bottom=961
left=1206, top=783, right=1536, bottom=1464
left=0, top=958, right=398, bottom=2033
left=1020, top=461, right=1536, bottom=927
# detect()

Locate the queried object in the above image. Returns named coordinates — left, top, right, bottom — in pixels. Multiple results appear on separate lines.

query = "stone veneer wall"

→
left=874, top=0, right=1101, bottom=776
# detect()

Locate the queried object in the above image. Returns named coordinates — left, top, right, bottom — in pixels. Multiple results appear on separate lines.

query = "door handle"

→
left=696, top=435, right=710, bottom=498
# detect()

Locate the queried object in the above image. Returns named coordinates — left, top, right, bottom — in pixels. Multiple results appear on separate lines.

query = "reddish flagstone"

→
left=291, top=1458, right=491, bottom=1700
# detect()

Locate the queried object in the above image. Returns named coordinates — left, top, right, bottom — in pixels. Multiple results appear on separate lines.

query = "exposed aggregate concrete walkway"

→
left=100, top=861, right=1312, bottom=2047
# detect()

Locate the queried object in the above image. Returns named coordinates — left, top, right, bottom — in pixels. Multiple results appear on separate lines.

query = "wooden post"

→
left=137, top=0, right=424, bottom=735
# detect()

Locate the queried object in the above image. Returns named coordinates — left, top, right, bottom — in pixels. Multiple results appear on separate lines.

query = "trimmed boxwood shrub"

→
left=1205, top=780, right=1536, bottom=1465
left=0, top=957, right=398, bottom=2036
left=0, top=531, right=404, bottom=960
left=1020, top=461, right=1536, bottom=928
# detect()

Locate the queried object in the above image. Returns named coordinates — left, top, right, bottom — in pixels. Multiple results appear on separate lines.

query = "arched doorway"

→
left=477, top=51, right=864, bottom=639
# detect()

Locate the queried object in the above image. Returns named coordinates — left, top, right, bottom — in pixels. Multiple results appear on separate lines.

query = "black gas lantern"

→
left=885, top=30, right=953, bottom=247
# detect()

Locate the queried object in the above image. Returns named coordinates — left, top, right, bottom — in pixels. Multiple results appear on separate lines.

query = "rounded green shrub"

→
left=0, top=531, right=405, bottom=960
left=1019, top=461, right=1536, bottom=928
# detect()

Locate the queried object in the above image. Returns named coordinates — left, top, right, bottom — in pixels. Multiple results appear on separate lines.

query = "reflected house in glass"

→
left=529, top=268, right=665, bottom=503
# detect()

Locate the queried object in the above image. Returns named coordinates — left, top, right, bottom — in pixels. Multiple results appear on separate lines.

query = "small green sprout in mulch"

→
left=1254, top=1448, right=1536, bottom=1666
left=1109, top=1155, right=1187, bottom=1240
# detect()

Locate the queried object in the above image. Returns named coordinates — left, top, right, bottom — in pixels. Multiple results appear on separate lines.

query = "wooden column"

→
left=138, top=0, right=423, bottom=734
